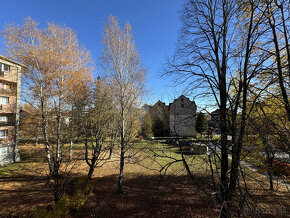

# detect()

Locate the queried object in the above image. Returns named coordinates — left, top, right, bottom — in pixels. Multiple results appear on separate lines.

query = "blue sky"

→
left=0, top=0, right=192, bottom=106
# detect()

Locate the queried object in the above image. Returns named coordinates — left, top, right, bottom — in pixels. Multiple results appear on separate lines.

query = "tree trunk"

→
left=220, top=97, right=229, bottom=218
left=278, top=3, right=290, bottom=80
left=69, top=140, right=73, bottom=161
left=53, top=173, right=59, bottom=202
left=266, top=151, right=274, bottom=190
left=228, top=6, right=254, bottom=211
left=41, top=97, right=53, bottom=176
left=56, top=102, right=61, bottom=163
left=117, top=139, right=125, bottom=193
left=219, top=46, right=229, bottom=218
left=208, top=154, right=217, bottom=192
left=269, top=170, right=274, bottom=191
left=87, top=167, right=95, bottom=180
left=87, top=158, right=96, bottom=179
left=109, top=145, right=113, bottom=159
left=117, top=106, right=125, bottom=194
left=69, top=104, right=74, bottom=162
left=35, top=125, right=40, bottom=146
left=268, top=7, right=290, bottom=121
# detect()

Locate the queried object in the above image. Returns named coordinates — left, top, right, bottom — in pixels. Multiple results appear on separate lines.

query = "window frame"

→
left=0, top=129, right=8, bottom=138
left=0, top=116, right=8, bottom=122
left=0, top=96, right=9, bottom=105
left=1, top=63, right=10, bottom=72
left=2, top=82, right=7, bottom=90
left=0, top=147, right=8, bottom=155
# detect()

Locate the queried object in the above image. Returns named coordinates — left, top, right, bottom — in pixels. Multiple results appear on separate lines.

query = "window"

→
left=0, top=63, right=10, bottom=72
left=0, top=147, right=8, bottom=155
left=0, top=96, right=9, bottom=105
left=3, top=64, right=9, bottom=72
left=0, top=129, right=7, bottom=138
left=181, top=104, right=184, bottom=108
left=181, top=98, right=184, bottom=102
left=1, top=83, right=11, bottom=90
left=1, top=83, right=6, bottom=90
left=0, top=116, right=8, bottom=122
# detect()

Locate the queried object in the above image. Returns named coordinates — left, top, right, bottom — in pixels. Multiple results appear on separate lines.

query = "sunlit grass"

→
left=0, top=140, right=289, bottom=217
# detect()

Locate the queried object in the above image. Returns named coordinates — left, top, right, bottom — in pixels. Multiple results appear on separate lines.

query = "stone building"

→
left=209, top=109, right=220, bottom=129
left=169, top=95, right=197, bottom=137
left=150, top=100, right=170, bottom=137
left=0, top=56, right=23, bottom=165
left=146, top=95, right=197, bottom=137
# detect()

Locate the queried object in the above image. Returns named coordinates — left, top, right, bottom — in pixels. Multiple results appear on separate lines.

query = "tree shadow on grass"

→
left=0, top=166, right=289, bottom=217
left=0, top=172, right=53, bottom=217
left=74, top=173, right=290, bottom=218
left=75, top=173, right=220, bottom=218
left=0, top=169, right=87, bottom=217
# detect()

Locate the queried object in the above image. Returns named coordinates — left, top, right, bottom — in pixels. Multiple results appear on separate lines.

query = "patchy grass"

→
left=241, top=152, right=290, bottom=184
left=0, top=141, right=289, bottom=217
left=242, top=155, right=265, bottom=168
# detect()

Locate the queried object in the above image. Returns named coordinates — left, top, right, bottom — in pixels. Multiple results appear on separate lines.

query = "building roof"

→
left=0, top=55, right=27, bottom=68
left=142, top=104, right=151, bottom=108
left=211, top=109, right=220, bottom=114
left=153, top=100, right=167, bottom=107
left=173, top=95, right=194, bottom=103
left=169, top=95, right=196, bottom=109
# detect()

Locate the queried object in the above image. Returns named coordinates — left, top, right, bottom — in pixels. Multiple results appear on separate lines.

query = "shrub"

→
left=34, top=176, right=93, bottom=217
left=272, top=159, right=290, bottom=176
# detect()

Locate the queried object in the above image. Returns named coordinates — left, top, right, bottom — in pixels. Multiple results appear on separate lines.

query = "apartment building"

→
left=0, top=55, right=23, bottom=165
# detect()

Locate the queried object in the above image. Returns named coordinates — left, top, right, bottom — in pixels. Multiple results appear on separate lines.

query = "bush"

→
left=34, top=176, right=93, bottom=217
left=272, top=159, right=290, bottom=176
left=196, top=112, right=208, bottom=134
left=33, top=194, right=70, bottom=218
left=142, top=113, right=153, bottom=139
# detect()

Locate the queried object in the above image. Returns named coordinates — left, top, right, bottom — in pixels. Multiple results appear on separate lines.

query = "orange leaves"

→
left=3, top=17, right=93, bottom=106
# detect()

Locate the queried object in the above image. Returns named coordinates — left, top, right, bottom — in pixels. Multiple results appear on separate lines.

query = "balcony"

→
left=0, top=104, right=16, bottom=113
left=0, top=122, right=15, bottom=127
left=0, top=88, right=17, bottom=95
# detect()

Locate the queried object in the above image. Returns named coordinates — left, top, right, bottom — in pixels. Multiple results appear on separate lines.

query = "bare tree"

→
left=100, top=16, right=146, bottom=193
left=164, top=0, right=272, bottom=216
left=260, top=0, right=290, bottom=121
left=80, top=78, right=117, bottom=179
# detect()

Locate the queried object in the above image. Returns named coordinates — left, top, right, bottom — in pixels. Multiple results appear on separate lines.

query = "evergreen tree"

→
left=141, top=113, right=153, bottom=139
left=196, top=112, right=208, bottom=134
left=153, top=118, right=164, bottom=137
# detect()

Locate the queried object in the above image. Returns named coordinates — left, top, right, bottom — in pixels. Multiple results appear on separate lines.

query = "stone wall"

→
left=169, top=95, right=196, bottom=137
left=150, top=101, right=170, bottom=137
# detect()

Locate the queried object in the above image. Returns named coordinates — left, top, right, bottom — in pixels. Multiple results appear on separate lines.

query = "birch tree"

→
left=100, top=16, right=146, bottom=193
left=2, top=17, right=92, bottom=202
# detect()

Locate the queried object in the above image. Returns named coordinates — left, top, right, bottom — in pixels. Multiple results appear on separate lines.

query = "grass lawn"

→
left=0, top=140, right=289, bottom=217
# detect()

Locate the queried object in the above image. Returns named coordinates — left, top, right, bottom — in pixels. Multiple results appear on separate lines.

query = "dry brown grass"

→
left=0, top=143, right=289, bottom=217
